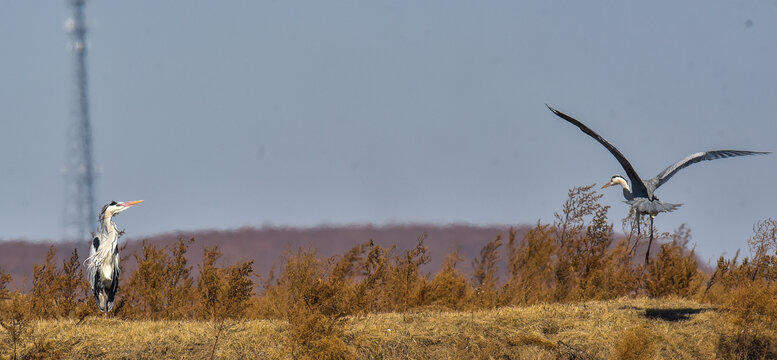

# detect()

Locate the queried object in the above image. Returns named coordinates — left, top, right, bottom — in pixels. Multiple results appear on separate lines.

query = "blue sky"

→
left=1, top=1, right=775, bottom=262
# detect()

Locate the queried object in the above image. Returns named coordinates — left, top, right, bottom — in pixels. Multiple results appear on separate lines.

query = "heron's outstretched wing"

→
left=650, top=150, right=770, bottom=190
left=546, top=105, right=648, bottom=197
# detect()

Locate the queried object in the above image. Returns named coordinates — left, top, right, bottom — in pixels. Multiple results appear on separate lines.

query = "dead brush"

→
left=645, top=234, right=703, bottom=298
left=386, top=235, right=431, bottom=313
left=121, top=238, right=198, bottom=320
left=747, top=219, right=777, bottom=282
left=504, top=224, right=556, bottom=305
left=264, top=247, right=359, bottom=359
left=428, top=250, right=471, bottom=310
left=0, top=292, right=33, bottom=360
left=716, top=281, right=777, bottom=359
left=0, top=267, right=10, bottom=301
left=207, top=317, right=240, bottom=360
left=552, top=184, right=614, bottom=302
left=197, top=245, right=254, bottom=321
left=471, top=234, right=502, bottom=309
left=612, top=325, right=656, bottom=360
left=706, top=219, right=777, bottom=359
left=196, top=245, right=255, bottom=358
left=26, top=247, right=96, bottom=321
left=351, top=240, right=392, bottom=314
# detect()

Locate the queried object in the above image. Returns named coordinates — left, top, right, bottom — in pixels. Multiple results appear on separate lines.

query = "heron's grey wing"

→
left=106, top=256, right=120, bottom=311
left=650, top=150, right=770, bottom=190
left=546, top=105, right=648, bottom=197
left=87, top=236, right=99, bottom=288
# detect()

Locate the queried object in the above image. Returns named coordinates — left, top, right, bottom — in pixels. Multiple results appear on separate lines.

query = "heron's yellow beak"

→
left=601, top=182, right=612, bottom=189
left=122, top=200, right=144, bottom=206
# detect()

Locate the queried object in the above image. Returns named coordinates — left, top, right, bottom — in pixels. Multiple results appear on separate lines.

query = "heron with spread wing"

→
left=546, top=105, right=768, bottom=263
left=85, top=200, right=143, bottom=313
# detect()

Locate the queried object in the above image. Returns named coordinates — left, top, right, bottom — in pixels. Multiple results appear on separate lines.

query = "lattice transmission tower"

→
left=63, top=0, right=97, bottom=240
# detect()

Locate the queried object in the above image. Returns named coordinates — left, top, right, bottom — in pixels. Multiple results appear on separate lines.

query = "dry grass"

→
left=346, top=297, right=719, bottom=360
left=3, top=194, right=773, bottom=358
left=2, top=297, right=725, bottom=359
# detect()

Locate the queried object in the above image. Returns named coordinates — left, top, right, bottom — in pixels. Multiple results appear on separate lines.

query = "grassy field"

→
left=4, top=297, right=730, bottom=359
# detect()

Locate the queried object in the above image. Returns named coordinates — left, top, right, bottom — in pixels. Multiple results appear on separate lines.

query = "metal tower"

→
left=63, top=0, right=97, bottom=240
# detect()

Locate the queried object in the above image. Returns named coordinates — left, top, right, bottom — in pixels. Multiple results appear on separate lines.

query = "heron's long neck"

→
left=102, top=214, right=119, bottom=248
left=613, top=178, right=634, bottom=200
left=622, top=187, right=634, bottom=201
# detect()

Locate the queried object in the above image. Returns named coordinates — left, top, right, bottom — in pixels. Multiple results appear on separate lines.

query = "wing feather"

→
left=651, top=150, right=770, bottom=190
left=546, top=105, right=649, bottom=197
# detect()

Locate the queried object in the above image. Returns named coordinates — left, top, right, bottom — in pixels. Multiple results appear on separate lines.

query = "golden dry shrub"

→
left=310, top=335, right=353, bottom=360
left=716, top=281, right=777, bottom=359
left=572, top=203, right=617, bottom=300
left=504, top=224, right=556, bottom=305
left=0, top=291, right=33, bottom=360
left=505, top=185, right=639, bottom=304
left=704, top=252, right=751, bottom=303
left=384, top=235, right=431, bottom=312
left=0, top=267, right=10, bottom=300
left=471, top=234, right=502, bottom=309
left=645, top=244, right=701, bottom=298
left=60, top=248, right=94, bottom=319
left=197, top=245, right=254, bottom=321
left=223, top=260, right=255, bottom=319
left=613, top=325, right=656, bottom=360
left=645, top=226, right=702, bottom=298
left=28, top=246, right=93, bottom=319
left=703, top=219, right=777, bottom=358
left=29, top=246, right=61, bottom=319
left=198, top=245, right=223, bottom=320
left=120, top=238, right=196, bottom=320
left=121, top=240, right=168, bottom=318
left=428, top=250, right=472, bottom=310
left=260, top=247, right=361, bottom=359
left=748, top=219, right=777, bottom=282
left=196, top=245, right=254, bottom=360
left=350, top=241, right=392, bottom=314
left=552, top=184, right=610, bottom=302
left=163, top=238, right=197, bottom=319
left=589, top=238, right=641, bottom=299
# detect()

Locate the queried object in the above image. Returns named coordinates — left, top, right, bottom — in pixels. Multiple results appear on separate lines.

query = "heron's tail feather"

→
left=94, top=283, right=117, bottom=312
left=92, top=272, right=106, bottom=312
left=626, top=198, right=682, bottom=214
left=92, top=270, right=119, bottom=313
left=105, top=289, right=115, bottom=312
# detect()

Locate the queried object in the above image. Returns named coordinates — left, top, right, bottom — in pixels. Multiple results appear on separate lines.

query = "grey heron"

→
left=546, top=105, right=768, bottom=263
left=85, top=200, right=143, bottom=313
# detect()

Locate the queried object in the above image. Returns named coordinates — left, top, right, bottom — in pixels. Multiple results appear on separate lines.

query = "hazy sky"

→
left=1, top=1, right=775, bottom=262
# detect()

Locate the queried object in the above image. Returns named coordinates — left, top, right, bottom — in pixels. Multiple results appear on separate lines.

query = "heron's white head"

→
left=601, top=175, right=630, bottom=191
left=99, top=200, right=144, bottom=222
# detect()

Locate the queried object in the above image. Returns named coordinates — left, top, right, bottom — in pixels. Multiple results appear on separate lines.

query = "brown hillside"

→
left=0, top=224, right=530, bottom=290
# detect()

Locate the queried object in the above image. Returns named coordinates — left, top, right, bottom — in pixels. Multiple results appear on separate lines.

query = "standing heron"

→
left=85, top=200, right=143, bottom=313
left=546, top=105, right=768, bottom=263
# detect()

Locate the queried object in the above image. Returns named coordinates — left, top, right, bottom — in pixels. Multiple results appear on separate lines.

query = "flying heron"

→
left=85, top=200, right=143, bottom=313
left=546, top=105, right=768, bottom=263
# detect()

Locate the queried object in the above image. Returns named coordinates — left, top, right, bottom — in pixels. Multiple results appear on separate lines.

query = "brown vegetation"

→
left=1, top=186, right=775, bottom=359
left=0, top=298, right=731, bottom=359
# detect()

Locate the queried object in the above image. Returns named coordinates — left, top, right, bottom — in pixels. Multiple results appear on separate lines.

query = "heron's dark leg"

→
left=636, top=214, right=641, bottom=236
left=645, top=215, right=655, bottom=264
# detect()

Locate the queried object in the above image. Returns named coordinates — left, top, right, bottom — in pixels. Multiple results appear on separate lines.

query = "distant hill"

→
left=0, top=224, right=529, bottom=290
left=0, top=223, right=702, bottom=290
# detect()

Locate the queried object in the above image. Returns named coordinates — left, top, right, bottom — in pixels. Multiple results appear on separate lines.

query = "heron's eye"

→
left=110, top=201, right=118, bottom=206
